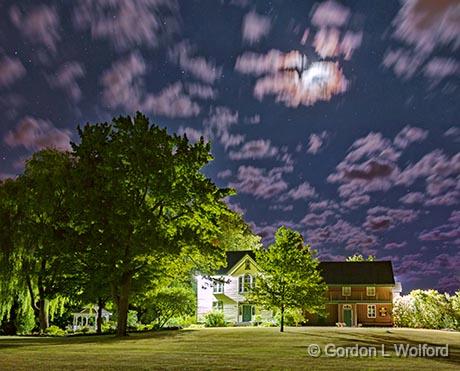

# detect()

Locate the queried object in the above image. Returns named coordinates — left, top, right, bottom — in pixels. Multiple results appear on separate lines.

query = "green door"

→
left=343, top=308, right=352, bottom=326
left=242, top=305, right=252, bottom=322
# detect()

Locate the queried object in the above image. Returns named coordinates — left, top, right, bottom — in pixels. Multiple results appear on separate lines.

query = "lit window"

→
left=367, top=305, right=376, bottom=318
left=212, top=301, right=223, bottom=311
left=366, top=287, right=376, bottom=296
left=213, top=280, right=224, bottom=294
left=342, top=286, right=351, bottom=296
left=239, top=274, right=253, bottom=293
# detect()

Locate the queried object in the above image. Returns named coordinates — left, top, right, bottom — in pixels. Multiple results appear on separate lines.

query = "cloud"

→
left=101, top=53, right=202, bottom=117
left=282, top=182, right=317, bottom=201
left=419, top=210, right=460, bottom=244
left=48, top=62, right=85, bottom=102
left=393, top=125, right=428, bottom=149
left=10, top=5, right=60, bottom=52
left=186, top=83, right=218, bottom=99
left=0, top=57, right=26, bottom=88
left=143, top=82, right=201, bottom=118
left=342, top=194, right=370, bottom=209
left=384, top=241, right=407, bottom=250
left=310, top=0, right=350, bottom=28
left=255, top=62, right=347, bottom=107
left=363, top=206, right=419, bottom=231
left=169, top=41, right=222, bottom=84
left=444, top=127, right=460, bottom=142
left=242, top=11, right=271, bottom=44
left=177, top=126, right=207, bottom=143
left=313, top=28, right=362, bottom=60
left=217, top=169, right=232, bottom=179
left=4, top=116, right=71, bottom=151
left=100, top=52, right=146, bottom=111
left=399, top=192, right=424, bottom=204
left=202, top=106, right=246, bottom=150
left=307, top=131, right=328, bottom=154
left=229, top=139, right=278, bottom=160
left=383, top=0, right=460, bottom=84
left=229, top=165, right=288, bottom=199
left=73, top=0, right=178, bottom=50
left=300, top=210, right=333, bottom=226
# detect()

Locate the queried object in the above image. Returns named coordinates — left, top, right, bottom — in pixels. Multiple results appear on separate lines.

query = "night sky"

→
left=0, top=0, right=459, bottom=293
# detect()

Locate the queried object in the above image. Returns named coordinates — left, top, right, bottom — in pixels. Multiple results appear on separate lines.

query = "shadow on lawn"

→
left=0, top=328, right=196, bottom=350
left=288, top=328, right=460, bottom=367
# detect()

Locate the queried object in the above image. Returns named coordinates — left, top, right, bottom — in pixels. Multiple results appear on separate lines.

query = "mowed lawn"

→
left=0, top=327, right=459, bottom=370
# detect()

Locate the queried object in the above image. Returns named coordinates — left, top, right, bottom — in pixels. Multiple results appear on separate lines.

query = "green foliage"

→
left=250, top=226, right=326, bottom=332
left=45, top=325, right=66, bottom=336
left=127, top=310, right=138, bottom=328
left=393, top=290, right=460, bottom=330
left=138, top=286, right=195, bottom=329
left=217, top=211, right=262, bottom=252
left=346, top=254, right=375, bottom=262
left=274, top=308, right=304, bottom=327
left=71, top=112, right=233, bottom=335
left=204, top=311, right=227, bottom=327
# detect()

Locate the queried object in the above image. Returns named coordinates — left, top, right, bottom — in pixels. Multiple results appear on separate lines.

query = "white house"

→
left=196, top=250, right=273, bottom=324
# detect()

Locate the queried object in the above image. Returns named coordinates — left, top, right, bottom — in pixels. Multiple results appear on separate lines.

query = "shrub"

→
left=393, top=290, right=460, bottom=330
left=204, top=311, right=226, bottom=327
left=274, top=308, right=303, bottom=327
left=45, top=325, right=66, bottom=336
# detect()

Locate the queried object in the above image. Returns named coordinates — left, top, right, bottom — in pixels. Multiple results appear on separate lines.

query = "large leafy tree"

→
left=251, top=226, right=326, bottom=332
left=346, top=254, right=375, bottom=262
left=0, top=150, right=77, bottom=333
left=71, top=112, right=232, bottom=336
left=217, top=211, right=262, bottom=252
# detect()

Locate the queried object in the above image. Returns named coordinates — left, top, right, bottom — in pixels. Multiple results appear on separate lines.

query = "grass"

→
left=0, top=327, right=459, bottom=370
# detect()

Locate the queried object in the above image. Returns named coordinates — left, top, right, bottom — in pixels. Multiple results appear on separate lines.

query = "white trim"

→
left=367, top=304, right=376, bottom=318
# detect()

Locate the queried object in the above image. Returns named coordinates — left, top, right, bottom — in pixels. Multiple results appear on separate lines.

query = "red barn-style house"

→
left=305, top=261, right=402, bottom=326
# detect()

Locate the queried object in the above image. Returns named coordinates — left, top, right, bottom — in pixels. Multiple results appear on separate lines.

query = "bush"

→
left=275, top=308, right=304, bottom=327
left=204, top=311, right=226, bottom=327
left=127, top=310, right=138, bottom=328
left=393, top=290, right=460, bottom=330
left=45, top=325, right=66, bottom=336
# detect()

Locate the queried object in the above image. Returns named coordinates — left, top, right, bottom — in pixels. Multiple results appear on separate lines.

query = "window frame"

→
left=367, top=304, right=376, bottom=318
left=212, top=280, right=224, bottom=294
left=342, top=286, right=351, bottom=296
left=239, top=274, right=253, bottom=293
left=212, top=300, right=223, bottom=312
left=366, top=286, right=376, bottom=297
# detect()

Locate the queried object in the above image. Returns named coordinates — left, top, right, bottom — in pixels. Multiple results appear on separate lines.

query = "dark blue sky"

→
left=0, top=0, right=459, bottom=293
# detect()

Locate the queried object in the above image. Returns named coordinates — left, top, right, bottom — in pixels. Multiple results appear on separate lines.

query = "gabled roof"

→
left=216, top=250, right=256, bottom=275
left=318, top=261, right=395, bottom=285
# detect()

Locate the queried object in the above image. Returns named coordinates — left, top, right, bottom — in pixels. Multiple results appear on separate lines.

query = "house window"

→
left=342, top=286, right=351, bottom=296
left=213, top=301, right=223, bottom=311
left=213, top=280, right=224, bottom=294
left=239, top=274, right=253, bottom=293
left=367, top=305, right=376, bottom=318
left=366, top=287, right=376, bottom=296
left=244, top=259, right=251, bottom=270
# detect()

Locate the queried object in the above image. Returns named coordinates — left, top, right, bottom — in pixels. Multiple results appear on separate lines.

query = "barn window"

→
left=342, top=286, right=351, bottom=296
left=367, top=305, right=376, bottom=318
left=366, top=287, right=376, bottom=296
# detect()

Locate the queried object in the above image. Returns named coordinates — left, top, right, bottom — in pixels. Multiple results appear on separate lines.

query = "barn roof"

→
left=216, top=251, right=395, bottom=285
left=318, top=261, right=395, bottom=285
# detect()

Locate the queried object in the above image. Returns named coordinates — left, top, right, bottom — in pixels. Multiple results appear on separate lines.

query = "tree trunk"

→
left=116, top=272, right=132, bottom=337
left=280, top=304, right=285, bottom=333
left=38, top=298, right=49, bottom=333
left=97, top=297, right=104, bottom=335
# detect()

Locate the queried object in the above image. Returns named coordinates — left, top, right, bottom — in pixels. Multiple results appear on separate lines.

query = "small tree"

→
left=250, top=226, right=326, bottom=332
left=346, top=254, right=375, bottom=262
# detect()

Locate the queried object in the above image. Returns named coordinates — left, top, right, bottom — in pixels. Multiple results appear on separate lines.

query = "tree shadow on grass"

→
left=0, top=328, right=197, bottom=350
left=287, top=328, right=460, bottom=367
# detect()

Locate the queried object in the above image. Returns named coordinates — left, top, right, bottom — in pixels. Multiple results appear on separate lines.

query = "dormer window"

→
left=342, top=286, right=351, bottom=296
left=366, top=286, right=376, bottom=296
left=213, top=280, right=224, bottom=294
